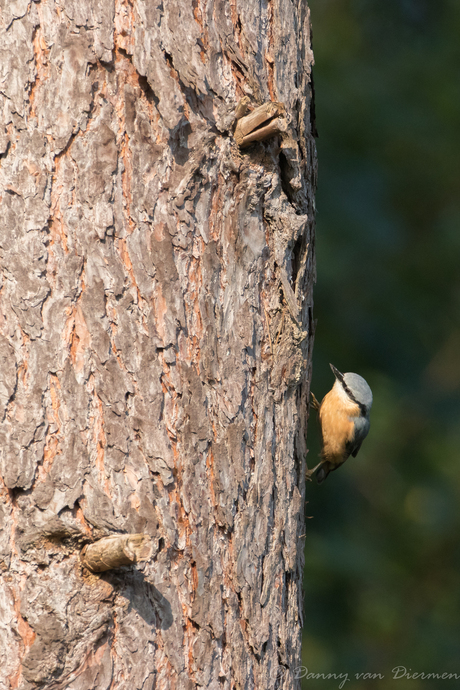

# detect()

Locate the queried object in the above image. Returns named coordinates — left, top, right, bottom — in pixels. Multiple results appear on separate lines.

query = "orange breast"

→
left=319, top=389, right=360, bottom=466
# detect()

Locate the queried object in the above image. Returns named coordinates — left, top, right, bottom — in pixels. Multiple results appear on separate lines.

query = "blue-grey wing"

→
left=346, top=416, right=370, bottom=458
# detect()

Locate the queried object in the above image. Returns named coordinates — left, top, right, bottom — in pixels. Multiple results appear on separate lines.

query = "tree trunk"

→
left=0, top=1, right=316, bottom=688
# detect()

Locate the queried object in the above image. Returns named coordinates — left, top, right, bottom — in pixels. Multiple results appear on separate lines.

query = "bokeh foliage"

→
left=303, top=1, right=460, bottom=688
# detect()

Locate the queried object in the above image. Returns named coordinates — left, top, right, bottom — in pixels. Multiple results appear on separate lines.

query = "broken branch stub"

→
left=234, top=101, right=287, bottom=148
left=234, top=96, right=251, bottom=122
left=80, top=533, right=153, bottom=573
left=239, top=117, right=288, bottom=148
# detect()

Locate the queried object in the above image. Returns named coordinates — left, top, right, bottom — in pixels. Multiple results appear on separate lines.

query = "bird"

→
left=307, top=363, right=373, bottom=483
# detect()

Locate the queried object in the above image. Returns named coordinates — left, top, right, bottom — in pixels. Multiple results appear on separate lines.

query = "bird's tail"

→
left=316, top=462, right=332, bottom=484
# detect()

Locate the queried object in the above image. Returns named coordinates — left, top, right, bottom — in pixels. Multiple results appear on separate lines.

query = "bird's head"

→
left=329, top=363, right=373, bottom=415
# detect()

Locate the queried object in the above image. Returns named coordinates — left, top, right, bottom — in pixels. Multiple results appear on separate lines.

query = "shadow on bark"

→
left=101, top=568, right=174, bottom=630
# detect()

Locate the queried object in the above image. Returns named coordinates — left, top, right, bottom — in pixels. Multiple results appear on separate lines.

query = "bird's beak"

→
left=329, top=363, right=344, bottom=382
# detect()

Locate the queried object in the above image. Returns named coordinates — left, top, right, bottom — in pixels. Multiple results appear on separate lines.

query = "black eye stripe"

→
left=342, top=382, right=367, bottom=415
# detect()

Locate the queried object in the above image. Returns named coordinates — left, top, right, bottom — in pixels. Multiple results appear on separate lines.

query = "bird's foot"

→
left=310, top=392, right=321, bottom=411
left=305, top=461, right=323, bottom=481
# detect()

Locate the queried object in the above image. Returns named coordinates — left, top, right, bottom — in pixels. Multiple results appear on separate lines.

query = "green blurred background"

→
left=302, top=1, right=460, bottom=688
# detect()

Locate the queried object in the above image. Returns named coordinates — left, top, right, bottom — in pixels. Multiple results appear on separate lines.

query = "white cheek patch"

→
left=334, top=381, right=351, bottom=403
left=333, top=382, right=360, bottom=415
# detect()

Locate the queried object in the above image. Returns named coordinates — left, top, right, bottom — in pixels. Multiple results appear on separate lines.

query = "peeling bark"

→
left=0, top=0, right=316, bottom=688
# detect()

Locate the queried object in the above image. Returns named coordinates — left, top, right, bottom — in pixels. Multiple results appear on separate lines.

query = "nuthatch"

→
left=307, top=364, right=373, bottom=484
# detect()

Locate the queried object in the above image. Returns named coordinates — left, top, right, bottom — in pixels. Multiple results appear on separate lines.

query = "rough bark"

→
left=0, top=0, right=316, bottom=688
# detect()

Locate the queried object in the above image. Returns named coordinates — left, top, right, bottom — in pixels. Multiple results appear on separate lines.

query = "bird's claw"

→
left=310, top=392, right=321, bottom=411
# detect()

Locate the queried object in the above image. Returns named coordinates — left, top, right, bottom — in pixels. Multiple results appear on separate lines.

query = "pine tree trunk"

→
left=0, top=1, right=316, bottom=688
